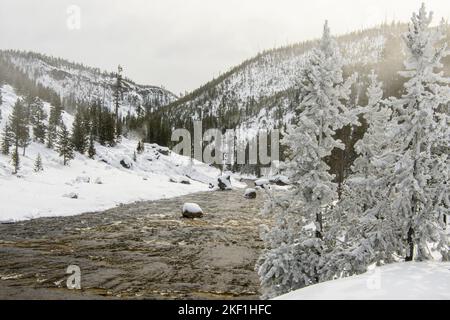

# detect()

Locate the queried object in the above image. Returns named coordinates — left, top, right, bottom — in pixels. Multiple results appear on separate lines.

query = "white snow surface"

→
left=275, top=262, right=450, bottom=300
left=0, top=85, right=220, bottom=222
left=182, top=203, right=203, bottom=214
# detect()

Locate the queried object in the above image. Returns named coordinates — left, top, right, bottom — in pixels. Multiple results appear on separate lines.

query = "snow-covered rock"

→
left=244, top=188, right=257, bottom=199
left=182, top=203, right=203, bottom=219
left=255, top=178, right=270, bottom=188
left=218, top=175, right=232, bottom=191
left=119, top=157, right=133, bottom=169
left=269, top=175, right=290, bottom=186
left=274, top=262, right=450, bottom=300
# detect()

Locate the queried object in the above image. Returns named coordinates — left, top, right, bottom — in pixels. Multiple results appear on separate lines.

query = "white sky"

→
left=1, top=0, right=450, bottom=94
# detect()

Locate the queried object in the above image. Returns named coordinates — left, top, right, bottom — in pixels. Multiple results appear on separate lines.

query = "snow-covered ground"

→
left=0, top=84, right=238, bottom=222
left=275, top=262, right=450, bottom=300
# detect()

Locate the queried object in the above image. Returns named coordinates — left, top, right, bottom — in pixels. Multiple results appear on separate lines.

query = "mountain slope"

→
left=162, top=22, right=450, bottom=136
left=0, top=50, right=178, bottom=116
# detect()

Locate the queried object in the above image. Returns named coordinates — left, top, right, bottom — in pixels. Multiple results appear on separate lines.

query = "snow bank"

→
left=0, top=85, right=220, bottom=222
left=274, top=262, right=450, bottom=300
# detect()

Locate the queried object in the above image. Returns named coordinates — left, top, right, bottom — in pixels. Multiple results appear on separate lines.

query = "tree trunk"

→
left=315, top=212, right=323, bottom=240
left=405, top=226, right=414, bottom=261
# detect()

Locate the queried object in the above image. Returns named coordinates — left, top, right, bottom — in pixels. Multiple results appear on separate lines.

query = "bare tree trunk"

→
left=405, top=226, right=414, bottom=261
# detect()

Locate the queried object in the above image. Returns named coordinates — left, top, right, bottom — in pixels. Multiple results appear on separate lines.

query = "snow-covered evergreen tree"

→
left=88, top=135, right=96, bottom=159
left=30, top=98, right=47, bottom=144
left=0, top=87, right=3, bottom=120
left=381, top=4, right=450, bottom=261
left=1, top=122, right=11, bottom=155
left=9, top=99, right=30, bottom=157
left=344, top=4, right=450, bottom=263
left=257, top=21, right=358, bottom=299
left=47, top=102, right=62, bottom=149
left=11, top=148, right=20, bottom=174
left=330, top=71, right=401, bottom=271
left=57, top=123, right=74, bottom=166
left=71, top=109, right=88, bottom=154
left=34, top=153, right=44, bottom=172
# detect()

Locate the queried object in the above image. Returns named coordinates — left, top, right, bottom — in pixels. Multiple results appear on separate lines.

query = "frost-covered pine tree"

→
left=257, top=21, right=358, bottom=299
left=34, top=153, right=44, bottom=172
left=331, top=71, right=401, bottom=270
left=370, top=4, right=449, bottom=262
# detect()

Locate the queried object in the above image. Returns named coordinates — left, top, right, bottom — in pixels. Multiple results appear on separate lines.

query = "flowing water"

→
left=0, top=187, right=269, bottom=300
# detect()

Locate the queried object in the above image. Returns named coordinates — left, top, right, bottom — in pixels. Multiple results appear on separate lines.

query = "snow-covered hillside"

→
left=0, top=84, right=222, bottom=222
left=275, top=262, right=450, bottom=300
left=164, top=26, right=399, bottom=131
left=0, top=50, right=177, bottom=116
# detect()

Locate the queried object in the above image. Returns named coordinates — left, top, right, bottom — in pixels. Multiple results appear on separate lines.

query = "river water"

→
left=0, top=187, right=270, bottom=299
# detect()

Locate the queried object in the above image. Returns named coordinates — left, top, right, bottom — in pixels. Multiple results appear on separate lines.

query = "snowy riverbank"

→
left=275, top=262, right=450, bottom=300
left=0, top=85, right=230, bottom=222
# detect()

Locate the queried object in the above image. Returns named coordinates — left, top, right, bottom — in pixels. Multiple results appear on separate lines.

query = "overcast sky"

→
left=1, top=0, right=450, bottom=94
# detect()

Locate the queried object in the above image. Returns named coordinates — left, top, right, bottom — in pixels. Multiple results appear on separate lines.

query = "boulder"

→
left=270, top=175, right=290, bottom=186
left=255, top=178, right=270, bottom=188
left=182, top=203, right=203, bottom=219
left=120, top=159, right=132, bottom=169
left=218, top=175, right=232, bottom=191
left=180, top=178, right=191, bottom=185
left=244, top=188, right=257, bottom=199
left=156, top=147, right=170, bottom=156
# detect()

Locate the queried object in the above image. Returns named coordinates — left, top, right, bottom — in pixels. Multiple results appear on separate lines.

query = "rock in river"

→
left=182, top=203, right=203, bottom=218
left=244, top=188, right=257, bottom=199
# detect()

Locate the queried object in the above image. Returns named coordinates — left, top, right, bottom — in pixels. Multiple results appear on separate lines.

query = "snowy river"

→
left=0, top=187, right=269, bottom=299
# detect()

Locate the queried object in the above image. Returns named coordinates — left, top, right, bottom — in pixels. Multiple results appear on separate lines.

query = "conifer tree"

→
left=113, top=65, right=124, bottom=138
left=0, top=88, right=3, bottom=120
left=71, top=109, right=88, bottom=154
left=371, top=4, right=450, bottom=261
left=34, top=153, right=44, bottom=172
left=9, top=99, right=30, bottom=156
left=88, top=134, right=96, bottom=159
left=257, top=21, right=358, bottom=299
left=11, top=148, right=19, bottom=174
left=47, top=101, right=62, bottom=149
left=30, top=97, right=47, bottom=143
left=56, top=123, right=74, bottom=166
left=1, top=122, right=11, bottom=155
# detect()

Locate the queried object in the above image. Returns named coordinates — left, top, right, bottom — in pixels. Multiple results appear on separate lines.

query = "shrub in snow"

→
left=244, top=188, right=257, bottom=199
left=218, top=175, right=232, bottom=191
left=94, top=177, right=103, bottom=184
left=75, top=176, right=90, bottom=184
left=180, top=177, right=191, bottom=185
left=182, top=203, right=203, bottom=219
left=63, top=192, right=78, bottom=199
